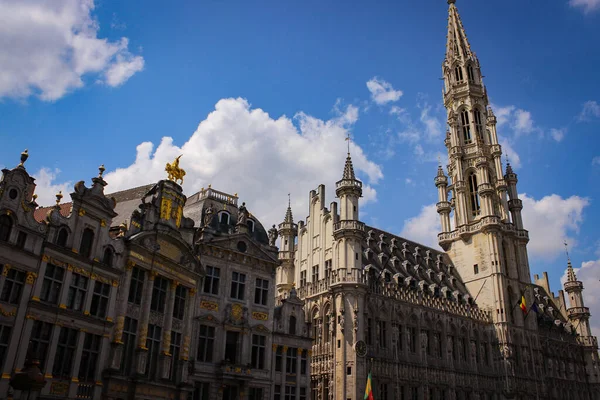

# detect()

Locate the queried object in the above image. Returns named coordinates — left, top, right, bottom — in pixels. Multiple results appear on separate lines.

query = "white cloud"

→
left=31, top=168, right=73, bottom=207
left=550, top=128, right=566, bottom=142
left=366, top=77, right=403, bottom=105
left=578, top=101, right=600, bottom=121
left=569, top=0, right=600, bottom=14
left=592, top=156, right=600, bottom=166
left=521, top=193, right=590, bottom=260
left=561, top=259, right=600, bottom=334
left=33, top=98, right=383, bottom=228
left=499, top=139, right=522, bottom=169
left=420, top=103, right=443, bottom=141
left=493, top=105, right=516, bottom=128
left=0, top=0, right=144, bottom=101
left=400, top=204, right=441, bottom=249
left=513, top=109, right=535, bottom=135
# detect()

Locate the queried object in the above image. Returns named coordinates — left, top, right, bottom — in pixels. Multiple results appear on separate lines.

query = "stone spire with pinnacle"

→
left=277, top=194, right=298, bottom=296
left=336, top=134, right=362, bottom=213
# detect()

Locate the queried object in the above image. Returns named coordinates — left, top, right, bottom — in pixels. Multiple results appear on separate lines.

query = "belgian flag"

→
left=518, top=295, right=527, bottom=314
left=364, top=371, right=374, bottom=400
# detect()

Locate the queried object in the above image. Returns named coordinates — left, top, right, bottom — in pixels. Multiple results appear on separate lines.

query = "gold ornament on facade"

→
left=165, top=155, right=186, bottom=184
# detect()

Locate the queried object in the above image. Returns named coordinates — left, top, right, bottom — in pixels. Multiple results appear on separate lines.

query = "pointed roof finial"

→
left=284, top=193, right=294, bottom=224
left=565, top=241, right=578, bottom=282
left=345, top=132, right=351, bottom=156
left=55, top=191, right=63, bottom=206
left=448, top=0, right=456, bottom=4
left=98, top=164, right=105, bottom=178
left=18, top=149, right=29, bottom=168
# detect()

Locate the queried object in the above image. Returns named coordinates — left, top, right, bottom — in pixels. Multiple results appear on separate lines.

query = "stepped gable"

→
left=362, top=225, right=473, bottom=305
left=106, top=183, right=156, bottom=227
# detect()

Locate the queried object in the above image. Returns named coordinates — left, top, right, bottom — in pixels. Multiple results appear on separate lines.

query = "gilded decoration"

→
left=25, top=272, right=37, bottom=285
left=252, top=311, right=268, bottom=321
left=78, top=208, right=86, bottom=217
left=0, top=305, right=16, bottom=317
left=200, top=301, right=218, bottom=312
left=157, top=239, right=181, bottom=262
left=2, top=264, right=11, bottom=276
left=165, top=155, right=186, bottom=184
left=160, top=198, right=172, bottom=221
left=231, top=303, right=243, bottom=321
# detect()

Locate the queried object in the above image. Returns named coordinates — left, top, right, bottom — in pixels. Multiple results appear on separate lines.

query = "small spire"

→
left=565, top=241, right=578, bottom=282
left=55, top=191, right=63, bottom=206
left=18, top=149, right=29, bottom=168
left=98, top=164, right=105, bottom=178
left=445, top=0, right=473, bottom=64
left=345, top=132, right=352, bottom=155
left=448, top=0, right=456, bottom=4
left=284, top=194, right=294, bottom=224
left=342, top=154, right=356, bottom=181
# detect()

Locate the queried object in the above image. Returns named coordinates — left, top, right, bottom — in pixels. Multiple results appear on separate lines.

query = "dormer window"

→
left=247, top=220, right=255, bottom=232
left=80, top=228, right=95, bottom=258
left=461, top=110, right=472, bottom=144
left=289, top=315, right=297, bottom=335
left=56, top=228, right=69, bottom=247
left=219, top=212, right=230, bottom=225
left=0, top=215, right=12, bottom=242
left=103, top=248, right=114, bottom=267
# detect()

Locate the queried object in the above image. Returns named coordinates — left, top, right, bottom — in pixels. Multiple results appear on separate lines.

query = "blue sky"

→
left=1, top=0, right=600, bottom=325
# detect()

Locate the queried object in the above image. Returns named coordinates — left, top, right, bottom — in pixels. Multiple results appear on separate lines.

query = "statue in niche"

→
left=203, top=205, right=214, bottom=227
left=268, top=224, right=278, bottom=246
left=238, top=202, right=248, bottom=224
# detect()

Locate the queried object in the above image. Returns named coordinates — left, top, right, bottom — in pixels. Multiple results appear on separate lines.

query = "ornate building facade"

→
left=275, top=1, right=600, bottom=399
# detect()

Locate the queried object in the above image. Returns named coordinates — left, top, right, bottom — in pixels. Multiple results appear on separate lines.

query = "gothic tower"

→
left=277, top=197, right=298, bottom=296
left=436, top=0, right=531, bottom=328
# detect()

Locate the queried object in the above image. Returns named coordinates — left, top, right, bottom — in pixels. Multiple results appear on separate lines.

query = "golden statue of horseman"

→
left=166, top=155, right=186, bottom=184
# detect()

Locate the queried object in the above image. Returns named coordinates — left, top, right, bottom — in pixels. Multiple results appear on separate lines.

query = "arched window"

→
left=468, top=172, right=481, bottom=217
left=80, top=228, right=95, bottom=258
left=454, top=66, right=464, bottom=83
left=0, top=215, right=12, bottom=242
left=486, top=129, right=493, bottom=144
left=103, top=248, right=114, bottom=267
left=219, top=212, right=230, bottom=225
left=56, top=228, right=69, bottom=247
left=461, top=110, right=472, bottom=144
left=247, top=220, right=255, bottom=232
left=289, top=315, right=297, bottom=335
left=467, top=64, right=475, bottom=82
left=473, top=109, right=484, bottom=140
left=323, top=306, right=331, bottom=342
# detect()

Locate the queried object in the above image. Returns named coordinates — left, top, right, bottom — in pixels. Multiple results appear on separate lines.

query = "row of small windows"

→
left=128, top=267, right=189, bottom=319
left=0, top=215, right=27, bottom=250
left=202, top=266, right=270, bottom=306
left=460, top=109, right=485, bottom=144
left=217, top=211, right=255, bottom=232
left=454, top=64, right=477, bottom=84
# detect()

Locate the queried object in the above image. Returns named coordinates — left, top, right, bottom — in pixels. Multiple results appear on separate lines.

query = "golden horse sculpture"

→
left=166, top=155, right=186, bottom=184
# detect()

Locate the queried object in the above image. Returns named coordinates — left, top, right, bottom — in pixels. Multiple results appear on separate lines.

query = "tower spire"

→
left=284, top=193, right=294, bottom=224
left=565, top=241, right=578, bottom=282
left=445, top=0, right=474, bottom=65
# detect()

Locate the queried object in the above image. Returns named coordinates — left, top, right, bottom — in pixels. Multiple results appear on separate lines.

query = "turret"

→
left=564, top=258, right=592, bottom=337
left=335, top=152, right=362, bottom=221
left=277, top=196, right=298, bottom=295
left=504, top=162, right=524, bottom=230
left=435, top=164, right=451, bottom=233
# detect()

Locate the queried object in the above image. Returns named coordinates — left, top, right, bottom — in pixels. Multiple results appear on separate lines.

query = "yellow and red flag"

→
left=518, top=295, right=527, bottom=314
left=364, top=371, right=374, bottom=400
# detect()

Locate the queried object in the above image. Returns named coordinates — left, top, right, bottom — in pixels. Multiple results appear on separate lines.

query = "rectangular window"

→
left=378, top=320, right=387, bottom=348
left=28, top=321, right=53, bottom=370
left=67, top=273, right=88, bottom=311
left=0, top=325, right=12, bottom=369
left=433, top=332, right=442, bottom=358
left=300, top=387, right=307, bottom=400
left=150, top=276, right=168, bottom=313
left=40, top=264, right=65, bottom=305
left=285, top=385, right=297, bottom=400
left=128, top=267, right=145, bottom=305
left=460, top=337, right=467, bottom=361
left=145, top=324, right=162, bottom=379
left=0, top=268, right=26, bottom=305
left=173, top=285, right=187, bottom=320
left=78, top=333, right=101, bottom=382
left=224, top=331, right=239, bottom=363
left=311, top=265, right=319, bottom=282
left=89, top=281, right=110, bottom=318
left=121, top=317, right=138, bottom=373
left=286, top=347, right=297, bottom=374
left=300, top=270, right=307, bottom=287
left=193, top=383, right=210, bottom=400
left=16, top=231, right=27, bottom=249
left=203, top=266, right=220, bottom=295
left=249, top=388, right=264, bottom=400
left=197, top=325, right=215, bottom=362
left=254, top=278, right=269, bottom=306
left=52, top=327, right=78, bottom=379
left=397, top=324, right=403, bottom=351
left=408, top=327, right=416, bottom=353
left=366, top=318, right=372, bottom=346
left=274, top=385, right=281, bottom=400
left=324, top=259, right=332, bottom=277
left=301, top=349, right=307, bottom=375
left=275, top=346, right=283, bottom=371
left=170, top=331, right=181, bottom=381
left=421, top=330, right=431, bottom=356
left=380, top=383, right=388, bottom=400
left=251, top=335, right=266, bottom=369
left=230, top=271, right=246, bottom=300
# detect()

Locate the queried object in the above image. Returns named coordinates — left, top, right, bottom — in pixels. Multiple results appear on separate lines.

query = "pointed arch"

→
left=466, top=63, right=476, bottom=82
left=56, top=227, right=69, bottom=247
left=0, top=214, right=13, bottom=242
left=460, top=109, right=472, bottom=144
left=473, top=107, right=485, bottom=140
left=103, top=246, right=115, bottom=267
left=80, top=228, right=95, bottom=258
left=467, top=170, right=481, bottom=218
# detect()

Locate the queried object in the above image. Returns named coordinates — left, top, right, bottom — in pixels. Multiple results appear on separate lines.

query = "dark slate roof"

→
left=107, top=184, right=156, bottom=227
left=362, top=226, right=472, bottom=303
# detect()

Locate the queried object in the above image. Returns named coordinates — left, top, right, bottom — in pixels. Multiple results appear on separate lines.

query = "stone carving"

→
left=165, top=155, right=186, bottom=184
left=238, top=202, right=248, bottom=224
left=268, top=224, right=278, bottom=246
left=203, top=204, right=214, bottom=227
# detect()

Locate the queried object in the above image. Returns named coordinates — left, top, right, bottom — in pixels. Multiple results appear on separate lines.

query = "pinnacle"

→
left=567, top=260, right=578, bottom=282
left=342, top=154, right=356, bottom=181
left=284, top=202, right=294, bottom=224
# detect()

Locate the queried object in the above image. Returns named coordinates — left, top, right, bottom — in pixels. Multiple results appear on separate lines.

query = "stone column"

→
left=135, top=270, right=157, bottom=375
left=178, top=287, right=196, bottom=383
left=67, top=329, right=87, bottom=398
left=42, top=325, right=61, bottom=380
left=109, top=262, right=134, bottom=370
left=58, top=267, right=74, bottom=309
left=93, top=334, right=110, bottom=399
left=296, top=348, right=303, bottom=394
left=0, top=264, right=10, bottom=294
left=82, top=276, right=95, bottom=316
left=160, top=280, right=178, bottom=380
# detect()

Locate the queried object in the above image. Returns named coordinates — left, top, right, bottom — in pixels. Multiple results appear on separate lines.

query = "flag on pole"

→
left=530, top=302, right=539, bottom=314
left=364, top=371, right=374, bottom=400
left=518, top=295, right=527, bottom=314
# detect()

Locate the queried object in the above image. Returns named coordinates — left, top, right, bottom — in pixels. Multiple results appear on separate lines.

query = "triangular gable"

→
left=204, top=232, right=279, bottom=264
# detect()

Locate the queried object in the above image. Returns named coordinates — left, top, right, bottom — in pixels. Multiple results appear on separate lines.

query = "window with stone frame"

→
left=454, top=66, right=464, bottom=82
left=285, top=385, right=296, bottom=400
left=40, top=264, right=65, bottom=305
left=28, top=321, right=53, bottom=370
left=378, top=320, right=387, bottom=348
left=52, top=327, right=78, bottom=379
left=275, top=346, right=283, bottom=371
left=197, top=324, right=215, bottom=362
left=145, top=324, right=162, bottom=379
left=324, top=259, right=332, bottom=277
left=433, top=331, right=442, bottom=358
left=0, top=267, right=26, bottom=305
left=15, top=231, right=27, bottom=249
left=467, top=64, right=475, bottom=82
left=379, top=383, right=389, bottom=400
left=79, top=228, right=95, bottom=258
left=251, top=334, right=266, bottom=369
left=249, top=388, right=264, bottom=400
left=203, top=266, right=220, bottom=295
left=230, top=271, right=245, bottom=300
left=300, top=270, right=307, bottom=287
left=311, top=265, right=319, bottom=282
left=219, top=211, right=230, bottom=225
left=0, top=325, right=12, bottom=369
left=66, top=272, right=88, bottom=311
left=128, top=267, right=144, bottom=305
left=102, top=248, right=114, bottom=267
left=120, top=317, right=137, bottom=373
left=56, top=227, right=69, bottom=247
left=274, top=385, right=281, bottom=400
left=254, top=278, right=269, bottom=306
left=173, top=285, right=187, bottom=320
left=0, top=215, right=12, bottom=242
left=286, top=347, right=297, bottom=374
left=150, top=276, right=168, bottom=313
left=366, top=318, right=373, bottom=346
left=169, top=331, right=181, bottom=381
left=300, top=349, right=308, bottom=375
left=468, top=172, right=481, bottom=217
left=193, top=383, right=210, bottom=400
left=299, top=387, right=307, bottom=400
left=78, top=333, right=101, bottom=382
left=483, top=341, right=490, bottom=365
left=289, top=315, right=297, bottom=335
left=396, top=323, right=403, bottom=352
left=461, top=109, right=472, bottom=144
left=89, top=281, right=110, bottom=318
left=473, top=108, right=484, bottom=140
left=407, top=326, right=417, bottom=353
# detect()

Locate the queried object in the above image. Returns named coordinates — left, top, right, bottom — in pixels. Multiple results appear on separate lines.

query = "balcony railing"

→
left=333, top=220, right=365, bottom=233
